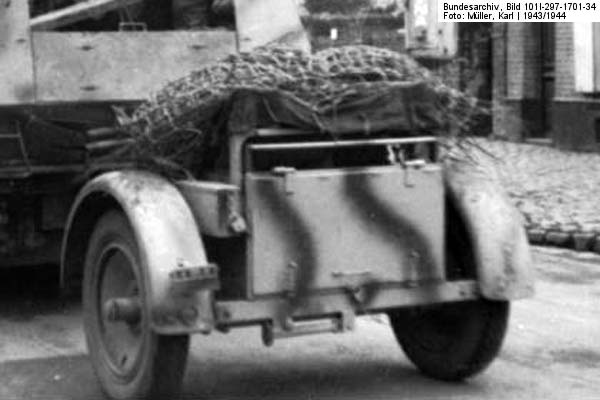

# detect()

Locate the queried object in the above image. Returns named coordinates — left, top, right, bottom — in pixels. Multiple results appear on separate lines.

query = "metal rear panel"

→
left=246, top=166, right=445, bottom=296
left=0, top=1, right=35, bottom=105
left=176, top=180, right=242, bottom=238
left=32, top=31, right=236, bottom=103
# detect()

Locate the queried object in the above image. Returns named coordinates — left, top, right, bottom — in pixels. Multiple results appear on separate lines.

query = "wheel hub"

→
left=103, top=297, right=142, bottom=324
left=97, top=244, right=146, bottom=378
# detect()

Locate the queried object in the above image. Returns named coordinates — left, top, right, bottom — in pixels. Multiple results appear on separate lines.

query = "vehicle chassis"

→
left=62, top=126, right=534, bottom=393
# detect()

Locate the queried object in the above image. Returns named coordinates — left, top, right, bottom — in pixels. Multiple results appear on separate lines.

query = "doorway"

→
left=540, top=22, right=555, bottom=138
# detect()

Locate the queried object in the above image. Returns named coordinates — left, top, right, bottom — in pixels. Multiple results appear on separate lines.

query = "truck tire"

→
left=388, top=299, right=509, bottom=381
left=83, top=210, right=189, bottom=400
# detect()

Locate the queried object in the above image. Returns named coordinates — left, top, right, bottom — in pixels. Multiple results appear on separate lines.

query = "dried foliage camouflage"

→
left=115, top=45, right=486, bottom=173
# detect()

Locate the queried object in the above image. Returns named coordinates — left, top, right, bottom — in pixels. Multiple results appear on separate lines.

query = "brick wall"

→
left=492, top=22, right=544, bottom=140
left=506, top=23, right=541, bottom=100
left=492, top=24, right=508, bottom=138
left=493, top=22, right=600, bottom=150
left=554, top=22, right=583, bottom=100
left=552, top=23, right=600, bottom=151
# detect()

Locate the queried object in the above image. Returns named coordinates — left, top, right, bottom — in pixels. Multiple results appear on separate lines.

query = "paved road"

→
left=468, top=139, right=600, bottom=234
left=0, top=247, right=597, bottom=400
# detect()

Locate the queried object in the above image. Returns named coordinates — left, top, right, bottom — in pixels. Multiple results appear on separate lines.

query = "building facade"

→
left=493, top=22, right=600, bottom=151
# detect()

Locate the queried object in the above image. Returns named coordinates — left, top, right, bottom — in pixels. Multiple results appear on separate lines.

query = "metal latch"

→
left=402, top=159, right=427, bottom=187
left=271, top=166, right=297, bottom=195
left=386, top=144, right=427, bottom=187
left=332, top=270, right=374, bottom=306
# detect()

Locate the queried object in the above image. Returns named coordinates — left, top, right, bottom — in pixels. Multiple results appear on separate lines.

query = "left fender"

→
left=61, top=170, right=214, bottom=334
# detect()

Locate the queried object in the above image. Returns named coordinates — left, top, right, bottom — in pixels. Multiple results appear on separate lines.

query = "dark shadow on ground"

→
left=0, top=349, right=497, bottom=400
left=183, top=353, right=490, bottom=400
left=0, top=264, right=75, bottom=321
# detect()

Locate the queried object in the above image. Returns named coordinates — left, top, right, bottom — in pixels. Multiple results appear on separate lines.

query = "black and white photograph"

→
left=0, top=0, right=597, bottom=399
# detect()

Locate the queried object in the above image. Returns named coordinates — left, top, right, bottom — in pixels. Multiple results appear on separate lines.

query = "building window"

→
left=405, top=0, right=456, bottom=57
left=573, top=22, right=600, bottom=92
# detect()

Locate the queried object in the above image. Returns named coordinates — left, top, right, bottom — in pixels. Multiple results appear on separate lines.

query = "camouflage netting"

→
left=115, top=45, right=487, bottom=175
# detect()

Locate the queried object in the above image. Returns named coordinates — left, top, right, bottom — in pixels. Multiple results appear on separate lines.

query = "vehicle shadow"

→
left=0, top=264, right=75, bottom=322
left=0, top=265, right=497, bottom=400
left=183, top=336, right=492, bottom=400
left=0, top=349, right=492, bottom=400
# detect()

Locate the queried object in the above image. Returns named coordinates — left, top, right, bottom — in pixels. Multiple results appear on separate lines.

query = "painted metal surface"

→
left=32, top=31, right=236, bottom=103
left=247, top=136, right=439, bottom=151
left=176, top=180, right=245, bottom=237
left=0, top=0, right=35, bottom=105
left=216, top=280, right=479, bottom=328
left=234, top=0, right=310, bottom=53
left=245, top=165, right=445, bottom=296
left=62, top=170, right=215, bottom=334
left=2, top=0, right=306, bottom=106
left=445, top=162, right=535, bottom=300
left=30, top=0, right=144, bottom=31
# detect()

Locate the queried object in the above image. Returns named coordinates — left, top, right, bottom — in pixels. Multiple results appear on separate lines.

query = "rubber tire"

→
left=388, top=300, right=509, bottom=381
left=83, top=210, right=190, bottom=400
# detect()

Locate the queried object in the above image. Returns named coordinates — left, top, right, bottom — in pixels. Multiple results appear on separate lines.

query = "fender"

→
left=445, top=160, right=535, bottom=300
left=61, top=170, right=214, bottom=335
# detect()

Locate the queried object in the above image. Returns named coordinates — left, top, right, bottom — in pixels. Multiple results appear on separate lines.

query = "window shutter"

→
left=573, top=22, right=600, bottom=92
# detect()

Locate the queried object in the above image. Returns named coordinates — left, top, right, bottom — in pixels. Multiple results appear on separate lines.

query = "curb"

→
left=526, top=228, right=600, bottom=253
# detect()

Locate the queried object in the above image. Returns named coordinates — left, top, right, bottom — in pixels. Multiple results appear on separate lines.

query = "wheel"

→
left=83, top=210, right=190, bottom=400
left=388, top=300, right=509, bottom=381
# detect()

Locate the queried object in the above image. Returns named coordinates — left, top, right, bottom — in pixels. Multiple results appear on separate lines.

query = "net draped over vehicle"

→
left=114, top=45, right=483, bottom=175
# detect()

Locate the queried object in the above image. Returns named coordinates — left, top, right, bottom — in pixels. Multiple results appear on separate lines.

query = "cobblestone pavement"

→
left=464, top=139, right=600, bottom=250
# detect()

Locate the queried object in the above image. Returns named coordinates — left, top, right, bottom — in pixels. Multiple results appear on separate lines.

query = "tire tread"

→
left=389, top=300, right=509, bottom=381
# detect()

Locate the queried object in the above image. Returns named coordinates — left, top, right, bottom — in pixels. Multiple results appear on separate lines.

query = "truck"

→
left=0, top=1, right=534, bottom=399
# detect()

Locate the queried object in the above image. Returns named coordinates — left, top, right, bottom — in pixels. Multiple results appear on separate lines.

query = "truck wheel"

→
left=83, top=210, right=189, bottom=400
left=388, top=300, right=509, bottom=381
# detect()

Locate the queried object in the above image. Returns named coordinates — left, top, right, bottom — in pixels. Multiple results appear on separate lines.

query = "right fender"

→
left=445, top=160, right=535, bottom=301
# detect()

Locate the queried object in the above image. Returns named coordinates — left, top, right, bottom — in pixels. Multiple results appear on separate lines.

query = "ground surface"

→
left=0, top=247, right=598, bottom=400
left=472, top=139, right=600, bottom=234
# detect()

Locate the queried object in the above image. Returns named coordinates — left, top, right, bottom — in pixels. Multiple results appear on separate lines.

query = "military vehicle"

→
left=0, top=1, right=533, bottom=399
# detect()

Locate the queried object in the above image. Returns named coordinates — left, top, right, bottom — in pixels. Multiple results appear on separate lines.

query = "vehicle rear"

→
left=0, top=1, right=534, bottom=399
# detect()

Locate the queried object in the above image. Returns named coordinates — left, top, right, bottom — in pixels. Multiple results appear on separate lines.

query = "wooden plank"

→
left=0, top=0, right=35, bottom=105
left=234, top=0, right=310, bottom=53
left=573, top=22, right=594, bottom=92
left=30, top=0, right=144, bottom=31
left=32, top=31, right=236, bottom=103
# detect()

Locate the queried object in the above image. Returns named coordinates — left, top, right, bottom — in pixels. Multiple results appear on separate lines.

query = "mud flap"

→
left=445, top=160, right=535, bottom=300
